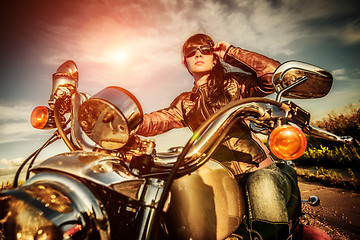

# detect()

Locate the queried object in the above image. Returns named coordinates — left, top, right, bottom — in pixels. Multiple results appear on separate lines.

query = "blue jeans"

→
left=239, top=163, right=293, bottom=239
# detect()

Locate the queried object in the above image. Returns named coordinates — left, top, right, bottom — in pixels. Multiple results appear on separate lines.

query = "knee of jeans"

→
left=246, top=168, right=291, bottom=203
left=246, top=171, right=278, bottom=199
left=247, top=168, right=279, bottom=189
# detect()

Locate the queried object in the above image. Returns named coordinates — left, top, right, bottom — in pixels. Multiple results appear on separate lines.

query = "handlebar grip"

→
left=304, top=124, right=353, bottom=143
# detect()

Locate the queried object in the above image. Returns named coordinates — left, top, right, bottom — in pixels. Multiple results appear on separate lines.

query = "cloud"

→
left=28, top=0, right=292, bottom=66
left=343, top=20, right=360, bottom=45
left=0, top=122, right=37, bottom=139
left=0, top=157, right=23, bottom=167
left=3, top=0, right=359, bottom=58
left=0, top=102, right=45, bottom=144
left=0, top=157, right=23, bottom=182
left=9, top=0, right=355, bottom=73
left=331, top=68, right=347, bottom=81
left=0, top=158, right=24, bottom=183
left=0, top=102, right=35, bottom=121
left=332, top=69, right=345, bottom=75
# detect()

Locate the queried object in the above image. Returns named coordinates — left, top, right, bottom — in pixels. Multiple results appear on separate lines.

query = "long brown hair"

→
left=182, top=33, right=231, bottom=108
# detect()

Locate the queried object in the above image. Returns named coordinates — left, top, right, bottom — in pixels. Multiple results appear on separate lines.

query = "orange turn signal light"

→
left=268, top=125, right=307, bottom=160
left=30, top=106, right=53, bottom=129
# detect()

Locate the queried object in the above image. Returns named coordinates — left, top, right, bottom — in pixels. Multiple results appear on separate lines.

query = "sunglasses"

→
left=184, top=45, right=213, bottom=58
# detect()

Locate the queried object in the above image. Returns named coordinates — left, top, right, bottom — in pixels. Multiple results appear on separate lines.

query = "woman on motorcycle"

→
left=137, top=33, right=292, bottom=239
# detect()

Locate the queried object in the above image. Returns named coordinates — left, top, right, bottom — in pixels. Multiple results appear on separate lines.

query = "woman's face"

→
left=185, top=45, right=216, bottom=75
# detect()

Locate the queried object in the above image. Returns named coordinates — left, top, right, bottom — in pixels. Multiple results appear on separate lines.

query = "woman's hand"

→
left=213, top=41, right=231, bottom=59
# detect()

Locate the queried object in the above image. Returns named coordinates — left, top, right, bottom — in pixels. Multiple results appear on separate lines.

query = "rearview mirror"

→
left=272, top=61, right=333, bottom=101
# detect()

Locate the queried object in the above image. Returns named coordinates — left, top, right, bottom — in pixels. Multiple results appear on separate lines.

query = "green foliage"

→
left=296, top=103, right=360, bottom=170
left=314, top=103, right=360, bottom=142
left=297, top=166, right=360, bottom=191
left=298, top=144, right=360, bottom=169
left=347, top=168, right=356, bottom=180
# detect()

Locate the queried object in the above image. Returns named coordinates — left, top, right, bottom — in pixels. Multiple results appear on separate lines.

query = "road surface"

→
left=299, top=180, right=360, bottom=240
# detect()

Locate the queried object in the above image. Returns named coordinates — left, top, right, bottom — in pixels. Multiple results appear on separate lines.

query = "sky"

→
left=0, top=0, right=359, bottom=183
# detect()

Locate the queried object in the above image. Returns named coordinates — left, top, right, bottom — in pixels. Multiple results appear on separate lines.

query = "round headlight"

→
left=78, top=86, right=143, bottom=149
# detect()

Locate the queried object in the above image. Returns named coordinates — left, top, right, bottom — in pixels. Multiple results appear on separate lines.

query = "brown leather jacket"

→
left=137, top=46, right=280, bottom=175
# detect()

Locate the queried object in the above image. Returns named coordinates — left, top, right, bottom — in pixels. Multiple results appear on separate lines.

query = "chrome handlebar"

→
left=304, top=124, right=353, bottom=143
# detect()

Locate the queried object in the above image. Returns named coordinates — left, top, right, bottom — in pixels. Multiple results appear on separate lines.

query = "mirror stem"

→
left=276, top=76, right=307, bottom=102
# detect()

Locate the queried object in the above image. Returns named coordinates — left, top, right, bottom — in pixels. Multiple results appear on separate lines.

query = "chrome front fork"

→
left=136, top=178, right=166, bottom=240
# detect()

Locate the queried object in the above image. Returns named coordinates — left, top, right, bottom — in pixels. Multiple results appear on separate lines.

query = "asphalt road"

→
left=299, top=180, right=360, bottom=240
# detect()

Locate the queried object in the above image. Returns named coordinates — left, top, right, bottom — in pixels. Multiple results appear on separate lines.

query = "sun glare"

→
left=110, top=50, right=127, bottom=63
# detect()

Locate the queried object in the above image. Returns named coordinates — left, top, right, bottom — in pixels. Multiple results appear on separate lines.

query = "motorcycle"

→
left=0, top=60, right=352, bottom=240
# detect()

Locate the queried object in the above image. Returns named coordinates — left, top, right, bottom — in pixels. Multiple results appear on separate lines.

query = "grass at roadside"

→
left=295, top=166, right=360, bottom=192
left=0, top=181, right=24, bottom=191
left=294, top=104, right=360, bottom=191
left=1, top=181, right=13, bottom=191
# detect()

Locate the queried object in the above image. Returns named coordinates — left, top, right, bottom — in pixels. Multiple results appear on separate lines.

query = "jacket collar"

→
left=191, top=82, right=208, bottom=93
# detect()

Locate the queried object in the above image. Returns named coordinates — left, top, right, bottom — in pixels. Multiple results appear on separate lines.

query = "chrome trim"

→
left=136, top=178, right=165, bottom=239
left=49, top=60, right=79, bottom=105
left=272, top=61, right=333, bottom=101
left=153, top=153, right=179, bottom=167
left=24, top=172, right=110, bottom=239
left=54, top=60, right=79, bottom=82
left=78, top=87, right=143, bottom=150
left=304, top=124, right=353, bottom=143
left=31, top=152, right=145, bottom=192
left=71, top=92, right=95, bottom=151
left=275, top=76, right=307, bottom=102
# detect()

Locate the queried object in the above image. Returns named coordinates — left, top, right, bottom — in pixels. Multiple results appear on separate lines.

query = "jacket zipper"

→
left=199, top=88, right=211, bottom=118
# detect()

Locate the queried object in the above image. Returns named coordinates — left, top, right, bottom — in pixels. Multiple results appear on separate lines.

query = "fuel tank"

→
left=165, top=159, right=245, bottom=239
